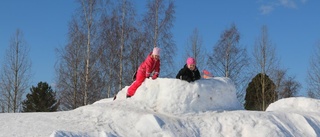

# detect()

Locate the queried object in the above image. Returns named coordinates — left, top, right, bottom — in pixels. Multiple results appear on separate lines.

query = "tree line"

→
left=0, top=0, right=319, bottom=112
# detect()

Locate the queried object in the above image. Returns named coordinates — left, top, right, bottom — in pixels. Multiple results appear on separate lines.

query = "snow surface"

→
left=1, top=77, right=320, bottom=137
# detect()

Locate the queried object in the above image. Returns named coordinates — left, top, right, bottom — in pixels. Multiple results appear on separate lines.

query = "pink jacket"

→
left=138, top=52, right=160, bottom=76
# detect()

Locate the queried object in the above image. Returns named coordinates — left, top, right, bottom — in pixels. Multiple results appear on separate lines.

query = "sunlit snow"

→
left=1, top=77, right=320, bottom=137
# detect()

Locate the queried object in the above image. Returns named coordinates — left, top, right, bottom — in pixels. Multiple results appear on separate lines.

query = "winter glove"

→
left=146, top=73, right=151, bottom=78
left=152, top=74, right=158, bottom=80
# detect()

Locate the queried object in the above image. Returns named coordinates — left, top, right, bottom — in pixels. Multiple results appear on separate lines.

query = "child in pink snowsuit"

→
left=127, top=47, right=161, bottom=98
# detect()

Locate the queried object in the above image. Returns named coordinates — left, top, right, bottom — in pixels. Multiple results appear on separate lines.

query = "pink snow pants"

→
left=127, top=70, right=146, bottom=97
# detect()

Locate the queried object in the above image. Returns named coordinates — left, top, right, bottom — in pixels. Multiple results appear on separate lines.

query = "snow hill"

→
left=0, top=77, right=320, bottom=137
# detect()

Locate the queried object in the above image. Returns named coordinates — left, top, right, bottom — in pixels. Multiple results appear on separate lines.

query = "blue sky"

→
left=1, top=0, right=319, bottom=96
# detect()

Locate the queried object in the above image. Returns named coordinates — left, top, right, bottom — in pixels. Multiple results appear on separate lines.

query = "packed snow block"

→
left=132, top=77, right=243, bottom=114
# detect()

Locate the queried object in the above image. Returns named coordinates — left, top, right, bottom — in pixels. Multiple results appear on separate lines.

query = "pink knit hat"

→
left=186, top=57, right=196, bottom=65
left=152, top=47, right=160, bottom=56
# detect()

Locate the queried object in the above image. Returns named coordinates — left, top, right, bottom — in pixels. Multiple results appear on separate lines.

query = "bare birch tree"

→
left=307, top=41, right=320, bottom=99
left=0, top=29, right=32, bottom=112
left=98, top=13, right=120, bottom=98
left=208, top=23, right=249, bottom=100
left=98, top=0, right=138, bottom=98
left=118, top=0, right=126, bottom=91
left=79, top=0, right=97, bottom=105
left=76, top=0, right=108, bottom=105
left=184, top=28, right=206, bottom=69
left=142, top=0, right=176, bottom=77
left=252, top=25, right=279, bottom=110
left=55, top=19, right=86, bottom=110
left=116, top=0, right=137, bottom=92
left=56, top=0, right=105, bottom=110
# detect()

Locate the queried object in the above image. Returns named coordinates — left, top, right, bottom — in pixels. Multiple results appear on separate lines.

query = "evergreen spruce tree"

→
left=22, top=82, right=59, bottom=112
left=244, top=73, right=277, bottom=111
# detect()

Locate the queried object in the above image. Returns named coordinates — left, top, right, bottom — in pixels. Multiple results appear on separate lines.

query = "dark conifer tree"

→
left=245, top=73, right=277, bottom=111
left=22, top=82, right=59, bottom=112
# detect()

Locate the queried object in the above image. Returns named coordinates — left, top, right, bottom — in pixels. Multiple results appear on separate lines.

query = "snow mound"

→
left=2, top=77, right=320, bottom=137
left=114, top=77, right=243, bottom=114
left=266, top=97, right=320, bottom=113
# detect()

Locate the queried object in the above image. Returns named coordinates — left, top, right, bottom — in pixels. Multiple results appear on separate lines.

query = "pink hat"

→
left=152, top=47, right=160, bottom=56
left=186, top=57, right=196, bottom=65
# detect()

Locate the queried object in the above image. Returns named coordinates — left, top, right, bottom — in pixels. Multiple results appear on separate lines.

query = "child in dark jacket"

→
left=176, top=57, right=201, bottom=82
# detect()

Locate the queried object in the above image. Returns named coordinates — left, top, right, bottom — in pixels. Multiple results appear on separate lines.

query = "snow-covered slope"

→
left=0, top=77, right=320, bottom=137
